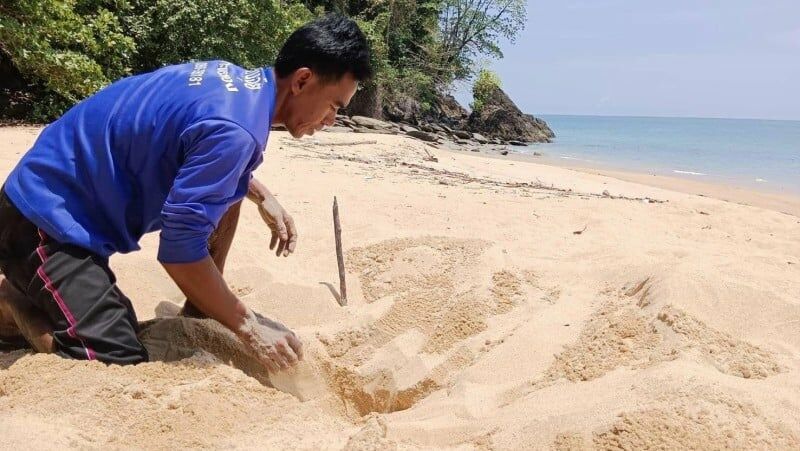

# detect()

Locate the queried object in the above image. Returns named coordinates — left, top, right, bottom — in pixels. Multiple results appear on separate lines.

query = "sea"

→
left=524, top=115, right=800, bottom=195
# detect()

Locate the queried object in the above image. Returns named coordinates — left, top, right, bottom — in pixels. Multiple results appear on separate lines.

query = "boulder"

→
left=508, top=140, right=527, bottom=146
left=452, top=130, right=472, bottom=139
left=405, top=130, right=438, bottom=142
left=525, top=114, right=556, bottom=139
left=467, top=86, right=554, bottom=143
left=352, top=115, right=392, bottom=130
left=472, top=133, right=489, bottom=144
left=353, top=127, right=395, bottom=135
left=433, top=94, right=469, bottom=128
left=383, top=94, right=422, bottom=124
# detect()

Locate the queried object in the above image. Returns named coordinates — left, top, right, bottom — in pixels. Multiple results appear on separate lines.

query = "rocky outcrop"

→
left=430, top=94, right=469, bottom=129
left=382, top=91, right=469, bottom=129
left=382, top=93, right=422, bottom=124
left=467, top=86, right=554, bottom=143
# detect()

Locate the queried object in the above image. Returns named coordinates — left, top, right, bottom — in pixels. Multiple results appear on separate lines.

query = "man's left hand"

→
left=258, top=193, right=297, bottom=257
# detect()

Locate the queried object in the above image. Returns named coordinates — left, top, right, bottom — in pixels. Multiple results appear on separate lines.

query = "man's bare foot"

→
left=0, top=277, right=55, bottom=353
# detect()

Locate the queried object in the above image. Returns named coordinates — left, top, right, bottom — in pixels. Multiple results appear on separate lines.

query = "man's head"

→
left=273, top=14, right=372, bottom=138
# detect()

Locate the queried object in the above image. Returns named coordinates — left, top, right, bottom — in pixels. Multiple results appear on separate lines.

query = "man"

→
left=0, top=14, right=372, bottom=372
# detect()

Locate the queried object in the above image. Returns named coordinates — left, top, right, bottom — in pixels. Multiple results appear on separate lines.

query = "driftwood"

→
left=333, top=197, right=347, bottom=306
left=283, top=137, right=667, bottom=204
left=318, top=140, right=377, bottom=147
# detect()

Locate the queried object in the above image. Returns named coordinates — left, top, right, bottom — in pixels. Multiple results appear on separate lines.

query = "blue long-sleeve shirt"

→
left=3, top=60, right=276, bottom=263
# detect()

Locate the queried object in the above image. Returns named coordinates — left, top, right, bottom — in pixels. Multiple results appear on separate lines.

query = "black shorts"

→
left=0, top=187, right=148, bottom=364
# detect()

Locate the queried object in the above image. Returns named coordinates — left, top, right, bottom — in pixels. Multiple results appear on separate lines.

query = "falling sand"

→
left=1, top=127, right=799, bottom=449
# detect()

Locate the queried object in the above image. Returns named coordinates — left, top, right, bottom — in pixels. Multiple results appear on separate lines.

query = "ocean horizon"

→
left=524, top=114, right=800, bottom=195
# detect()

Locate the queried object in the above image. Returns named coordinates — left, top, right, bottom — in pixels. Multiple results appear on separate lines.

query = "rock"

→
left=508, top=140, right=527, bottom=146
left=533, top=152, right=543, bottom=156
left=467, top=86, right=554, bottom=143
left=470, top=148, right=480, bottom=152
left=602, top=190, right=611, bottom=197
left=353, top=127, right=395, bottom=134
left=428, top=123, right=446, bottom=133
left=351, top=115, right=392, bottom=130
left=400, top=124, right=419, bottom=133
left=455, top=139, right=470, bottom=145
left=419, top=124, right=435, bottom=133
left=325, top=126, right=353, bottom=133
left=435, top=94, right=469, bottom=127
left=500, top=150, right=509, bottom=155
left=452, top=130, right=472, bottom=139
left=405, top=130, right=438, bottom=142
left=472, top=133, right=489, bottom=144
left=525, top=114, right=556, bottom=139
left=383, top=94, right=422, bottom=123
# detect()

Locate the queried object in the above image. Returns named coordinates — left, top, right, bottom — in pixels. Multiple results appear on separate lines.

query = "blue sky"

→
left=452, top=0, right=800, bottom=120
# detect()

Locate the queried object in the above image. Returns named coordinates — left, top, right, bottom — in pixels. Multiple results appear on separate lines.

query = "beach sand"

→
left=1, top=125, right=798, bottom=449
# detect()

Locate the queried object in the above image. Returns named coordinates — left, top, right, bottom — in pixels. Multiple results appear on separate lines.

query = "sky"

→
left=452, top=0, right=800, bottom=120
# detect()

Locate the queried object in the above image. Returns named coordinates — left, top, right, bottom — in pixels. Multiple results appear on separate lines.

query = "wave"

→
left=672, top=170, right=707, bottom=176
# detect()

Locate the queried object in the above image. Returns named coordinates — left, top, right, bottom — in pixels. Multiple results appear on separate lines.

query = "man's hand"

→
left=237, top=310, right=303, bottom=372
left=248, top=178, right=297, bottom=257
left=258, top=194, right=297, bottom=257
left=163, top=257, right=302, bottom=373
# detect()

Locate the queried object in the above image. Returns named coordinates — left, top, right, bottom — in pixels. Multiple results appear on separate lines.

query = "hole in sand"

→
left=140, top=236, right=539, bottom=419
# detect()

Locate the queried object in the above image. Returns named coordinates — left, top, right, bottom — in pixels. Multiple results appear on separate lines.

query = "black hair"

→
left=274, top=13, right=373, bottom=82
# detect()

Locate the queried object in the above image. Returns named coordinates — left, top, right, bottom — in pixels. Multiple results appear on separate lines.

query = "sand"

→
left=0, top=125, right=798, bottom=449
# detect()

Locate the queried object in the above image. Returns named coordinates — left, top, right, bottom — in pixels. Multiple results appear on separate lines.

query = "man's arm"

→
left=159, top=121, right=301, bottom=371
left=247, top=177, right=270, bottom=203
left=162, top=257, right=246, bottom=331
left=162, top=257, right=301, bottom=371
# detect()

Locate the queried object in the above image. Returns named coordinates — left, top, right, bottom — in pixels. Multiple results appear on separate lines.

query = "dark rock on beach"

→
left=467, top=86, right=554, bottom=143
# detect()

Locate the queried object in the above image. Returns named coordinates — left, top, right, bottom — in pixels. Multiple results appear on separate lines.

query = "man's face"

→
left=282, top=68, right=358, bottom=138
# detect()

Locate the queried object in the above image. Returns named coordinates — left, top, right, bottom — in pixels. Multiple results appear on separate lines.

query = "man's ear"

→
left=291, top=68, right=313, bottom=95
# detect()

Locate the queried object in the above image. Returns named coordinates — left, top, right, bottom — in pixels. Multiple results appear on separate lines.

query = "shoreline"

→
left=447, top=145, right=800, bottom=218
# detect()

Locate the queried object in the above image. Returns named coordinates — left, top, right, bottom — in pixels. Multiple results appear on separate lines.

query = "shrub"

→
left=470, top=68, right=500, bottom=113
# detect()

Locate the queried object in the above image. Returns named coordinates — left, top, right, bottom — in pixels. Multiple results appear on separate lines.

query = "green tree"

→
left=437, top=0, right=526, bottom=81
left=470, top=67, right=499, bottom=112
left=122, top=0, right=312, bottom=73
left=0, top=0, right=135, bottom=120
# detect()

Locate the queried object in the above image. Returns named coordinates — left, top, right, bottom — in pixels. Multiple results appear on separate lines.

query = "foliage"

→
left=1, top=0, right=526, bottom=121
left=0, top=0, right=134, bottom=120
left=438, top=0, right=526, bottom=81
left=122, top=0, right=312, bottom=73
left=470, top=67, right=499, bottom=112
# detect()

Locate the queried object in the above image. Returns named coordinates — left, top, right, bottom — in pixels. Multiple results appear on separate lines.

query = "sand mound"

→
left=591, top=388, right=800, bottom=450
left=504, top=276, right=783, bottom=404
left=656, top=305, right=782, bottom=379
left=0, top=350, right=347, bottom=449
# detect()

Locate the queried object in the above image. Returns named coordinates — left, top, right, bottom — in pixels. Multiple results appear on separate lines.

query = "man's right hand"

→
left=236, top=310, right=303, bottom=372
left=162, top=257, right=303, bottom=373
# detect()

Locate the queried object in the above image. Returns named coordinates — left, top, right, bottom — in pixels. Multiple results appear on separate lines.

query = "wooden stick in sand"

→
left=333, top=196, right=347, bottom=306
